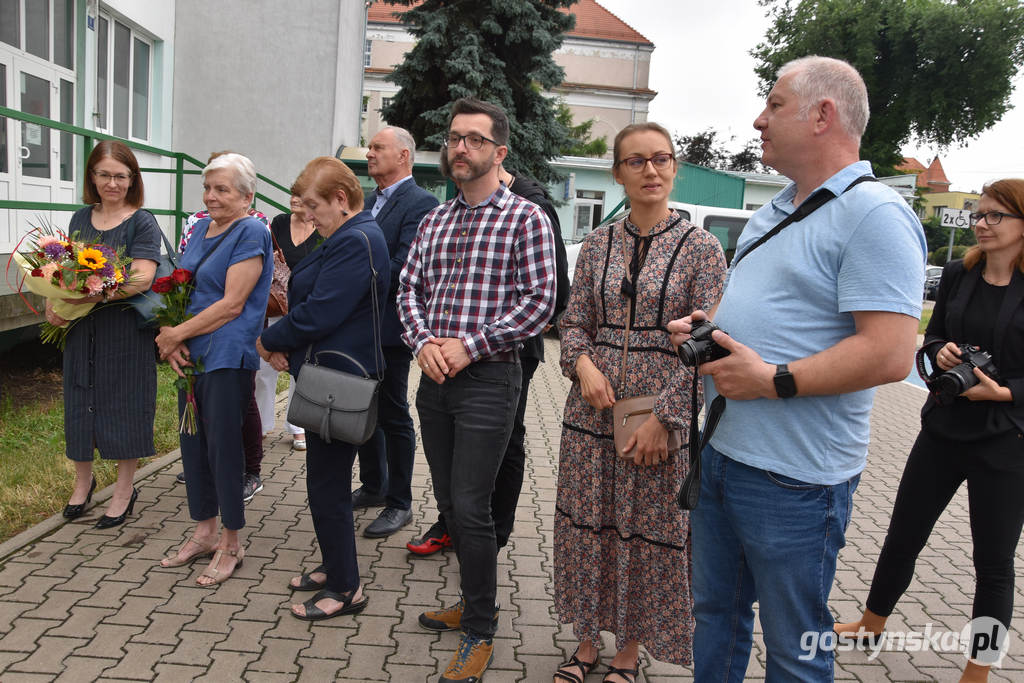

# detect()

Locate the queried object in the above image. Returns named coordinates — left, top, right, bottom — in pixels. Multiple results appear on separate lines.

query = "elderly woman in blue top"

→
left=257, top=156, right=388, bottom=620
left=156, top=152, right=273, bottom=586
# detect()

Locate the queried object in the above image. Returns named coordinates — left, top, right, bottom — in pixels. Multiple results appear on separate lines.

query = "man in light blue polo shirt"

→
left=669, top=56, right=926, bottom=681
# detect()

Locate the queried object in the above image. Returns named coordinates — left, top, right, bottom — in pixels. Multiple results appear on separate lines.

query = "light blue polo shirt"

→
left=706, top=161, right=927, bottom=485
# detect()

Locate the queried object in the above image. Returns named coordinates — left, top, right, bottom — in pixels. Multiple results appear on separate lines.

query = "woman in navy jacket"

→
left=836, top=178, right=1024, bottom=682
left=257, top=157, right=389, bottom=621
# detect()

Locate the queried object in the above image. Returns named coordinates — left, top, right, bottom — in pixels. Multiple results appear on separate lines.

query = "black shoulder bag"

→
left=287, top=230, right=383, bottom=445
left=677, top=175, right=878, bottom=510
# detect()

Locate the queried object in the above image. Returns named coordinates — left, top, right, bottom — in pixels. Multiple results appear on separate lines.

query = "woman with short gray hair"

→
left=156, top=152, right=274, bottom=586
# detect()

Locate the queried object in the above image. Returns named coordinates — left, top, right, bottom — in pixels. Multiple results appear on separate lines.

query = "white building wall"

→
left=172, top=0, right=365, bottom=210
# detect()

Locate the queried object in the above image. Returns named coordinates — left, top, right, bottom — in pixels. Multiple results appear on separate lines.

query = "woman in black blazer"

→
left=836, top=178, right=1024, bottom=682
left=257, top=157, right=389, bottom=621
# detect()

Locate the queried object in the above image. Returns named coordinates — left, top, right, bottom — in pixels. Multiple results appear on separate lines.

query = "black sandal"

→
left=288, top=564, right=327, bottom=592
left=602, top=660, right=639, bottom=683
left=291, top=588, right=369, bottom=621
left=554, top=647, right=600, bottom=683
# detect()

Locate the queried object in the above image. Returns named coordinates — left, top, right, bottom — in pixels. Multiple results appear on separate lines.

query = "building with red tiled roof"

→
left=896, top=156, right=952, bottom=192
left=362, top=0, right=656, bottom=153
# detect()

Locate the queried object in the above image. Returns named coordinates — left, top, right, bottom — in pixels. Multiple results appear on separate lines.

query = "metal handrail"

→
left=0, top=105, right=289, bottom=239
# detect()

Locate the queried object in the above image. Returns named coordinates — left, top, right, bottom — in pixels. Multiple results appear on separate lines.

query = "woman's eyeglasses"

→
left=969, top=211, right=1024, bottom=226
left=92, top=170, right=133, bottom=184
left=617, top=153, right=675, bottom=172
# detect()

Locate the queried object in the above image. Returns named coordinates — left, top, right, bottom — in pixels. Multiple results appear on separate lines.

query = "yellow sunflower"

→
left=77, top=247, right=107, bottom=270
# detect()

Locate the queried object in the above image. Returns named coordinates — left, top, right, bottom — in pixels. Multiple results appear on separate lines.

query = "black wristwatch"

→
left=774, top=363, right=797, bottom=398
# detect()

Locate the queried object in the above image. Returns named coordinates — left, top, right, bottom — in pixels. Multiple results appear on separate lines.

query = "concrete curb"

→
left=0, top=447, right=183, bottom=562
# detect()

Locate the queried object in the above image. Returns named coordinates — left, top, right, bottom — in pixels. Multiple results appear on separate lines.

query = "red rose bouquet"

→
left=152, top=268, right=204, bottom=434
left=5, top=224, right=135, bottom=347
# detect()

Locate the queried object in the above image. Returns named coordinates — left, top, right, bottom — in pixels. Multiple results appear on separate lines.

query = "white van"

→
left=565, top=202, right=754, bottom=283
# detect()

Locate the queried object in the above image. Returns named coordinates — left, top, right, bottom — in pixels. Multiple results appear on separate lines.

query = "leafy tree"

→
left=675, top=128, right=766, bottom=172
left=922, top=214, right=977, bottom=255
left=380, top=0, right=577, bottom=184
left=752, top=0, right=1024, bottom=172
left=556, top=102, right=608, bottom=157
left=727, top=140, right=766, bottom=173
left=675, top=128, right=728, bottom=168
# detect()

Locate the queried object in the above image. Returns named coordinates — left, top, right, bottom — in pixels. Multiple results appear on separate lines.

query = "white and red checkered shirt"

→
left=398, top=183, right=556, bottom=361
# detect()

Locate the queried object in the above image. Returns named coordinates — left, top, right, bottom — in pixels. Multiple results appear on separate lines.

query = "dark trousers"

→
left=431, top=356, right=539, bottom=548
left=179, top=369, right=251, bottom=530
left=416, top=361, right=521, bottom=638
left=867, top=427, right=1024, bottom=630
left=355, top=346, right=416, bottom=509
left=306, top=432, right=360, bottom=593
left=243, top=375, right=262, bottom=477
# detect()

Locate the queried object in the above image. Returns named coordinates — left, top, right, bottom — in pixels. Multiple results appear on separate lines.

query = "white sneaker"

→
left=293, top=435, right=307, bottom=451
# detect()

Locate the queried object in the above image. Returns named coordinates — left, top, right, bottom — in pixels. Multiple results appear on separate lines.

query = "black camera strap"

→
left=915, top=339, right=947, bottom=389
left=678, top=375, right=726, bottom=510
left=731, top=174, right=877, bottom=268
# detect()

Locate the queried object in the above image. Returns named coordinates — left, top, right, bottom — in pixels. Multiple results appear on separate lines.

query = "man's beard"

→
left=448, top=149, right=494, bottom=183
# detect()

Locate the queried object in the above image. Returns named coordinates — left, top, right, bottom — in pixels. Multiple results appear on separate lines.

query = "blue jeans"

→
left=693, top=444, right=859, bottom=682
left=415, top=360, right=521, bottom=638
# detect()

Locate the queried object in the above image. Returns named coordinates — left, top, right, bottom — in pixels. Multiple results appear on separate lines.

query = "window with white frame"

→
left=95, top=14, right=152, bottom=140
left=574, top=190, right=604, bottom=239
left=381, top=96, right=393, bottom=111
left=364, top=39, right=372, bottom=67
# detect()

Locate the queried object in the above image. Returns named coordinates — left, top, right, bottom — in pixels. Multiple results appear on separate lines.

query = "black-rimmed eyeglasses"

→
left=969, top=211, right=1024, bottom=226
left=443, top=132, right=500, bottom=150
left=616, top=153, right=675, bottom=172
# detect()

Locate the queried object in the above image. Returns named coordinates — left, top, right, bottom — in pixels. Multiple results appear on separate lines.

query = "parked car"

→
left=924, top=265, right=942, bottom=300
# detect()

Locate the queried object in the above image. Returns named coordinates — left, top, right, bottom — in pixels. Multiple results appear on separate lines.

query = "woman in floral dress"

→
left=553, top=123, right=727, bottom=683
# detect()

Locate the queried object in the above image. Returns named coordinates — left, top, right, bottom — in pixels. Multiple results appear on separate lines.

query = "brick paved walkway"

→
left=0, top=337, right=1021, bottom=681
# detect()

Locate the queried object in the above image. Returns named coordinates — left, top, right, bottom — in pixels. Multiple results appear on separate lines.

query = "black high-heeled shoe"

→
left=63, top=477, right=97, bottom=519
left=95, top=487, right=138, bottom=529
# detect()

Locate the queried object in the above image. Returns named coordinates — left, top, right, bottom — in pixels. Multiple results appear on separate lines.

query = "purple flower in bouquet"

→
left=43, top=242, right=67, bottom=260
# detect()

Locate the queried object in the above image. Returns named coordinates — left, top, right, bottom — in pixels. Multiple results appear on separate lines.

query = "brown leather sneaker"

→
left=439, top=633, right=493, bottom=683
left=418, top=598, right=500, bottom=632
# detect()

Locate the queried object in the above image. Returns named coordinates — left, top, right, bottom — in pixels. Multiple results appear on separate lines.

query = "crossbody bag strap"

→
left=192, top=217, right=244, bottom=279
left=732, top=174, right=877, bottom=268
left=302, top=229, right=382, bottom=380
left=355, top=229, right=383, bottom=380
left=124, top=211, right=180, bottom=269
left=618, top=226, right=633, bottom=390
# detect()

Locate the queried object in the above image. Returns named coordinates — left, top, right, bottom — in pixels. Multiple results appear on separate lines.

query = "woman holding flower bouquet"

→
left=257, top=157, right=388, bottom=620
left=155, top=153, right=273, bottom=586
left=50, top=141, right=162, bottom=528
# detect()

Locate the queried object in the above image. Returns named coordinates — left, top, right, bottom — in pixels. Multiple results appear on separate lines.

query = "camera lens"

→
left=932, top=363, right=979, bottom=403
left=677, top=340, right=705, bottom=367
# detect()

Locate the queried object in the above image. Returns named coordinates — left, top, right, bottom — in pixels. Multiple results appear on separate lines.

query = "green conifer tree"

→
left=380, top=0, right=578, bottom=183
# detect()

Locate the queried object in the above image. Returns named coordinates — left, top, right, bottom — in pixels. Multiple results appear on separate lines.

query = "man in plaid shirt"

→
left=398, top=97, right=556, bottom=683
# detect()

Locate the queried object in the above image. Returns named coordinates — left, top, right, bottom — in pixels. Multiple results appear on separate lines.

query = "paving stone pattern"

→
left=0, top=338, right=1021, bottom=681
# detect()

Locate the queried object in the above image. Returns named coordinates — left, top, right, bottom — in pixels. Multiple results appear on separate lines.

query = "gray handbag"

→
left=286, top=230, right=383, bottom=445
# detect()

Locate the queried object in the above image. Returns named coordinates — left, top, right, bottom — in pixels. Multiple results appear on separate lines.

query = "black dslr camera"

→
left=930, top=344, right=1000, bottom=405
left=677, top=320, right=730, bottom=367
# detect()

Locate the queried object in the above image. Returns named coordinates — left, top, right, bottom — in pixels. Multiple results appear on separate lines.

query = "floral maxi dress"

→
left=554, top=212, right=726, bottom=665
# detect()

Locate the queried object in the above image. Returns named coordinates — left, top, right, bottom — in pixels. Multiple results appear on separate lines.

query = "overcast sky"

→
left=596, top=0, right=1024, bottom=193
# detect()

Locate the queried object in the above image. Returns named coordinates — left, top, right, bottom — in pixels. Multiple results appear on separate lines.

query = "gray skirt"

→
left=63, top=304, right=157, bottom=461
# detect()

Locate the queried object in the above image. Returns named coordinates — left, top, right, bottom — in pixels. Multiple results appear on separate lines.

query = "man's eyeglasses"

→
left=969, top=211, right=1024, bottom=226
left=444, top=132, right=499, bottom=150
left=616, top=153, right=675, bottom=172
left=93, top=170, right=133, bottom=184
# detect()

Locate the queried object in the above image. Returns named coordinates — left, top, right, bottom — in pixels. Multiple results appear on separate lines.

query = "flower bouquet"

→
left=6, top=224, right=134, bottom=347
left=152, top=268, right=204, bottom=435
